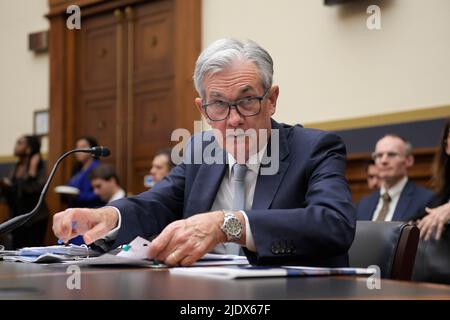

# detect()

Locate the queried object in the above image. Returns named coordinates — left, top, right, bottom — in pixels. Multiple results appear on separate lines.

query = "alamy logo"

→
left=66, top=265, right=81, bottom=290
left=170, top=121, right=280, bottom=175
left=66, top=5, right=81, bottom=30
left=366, top=5, right=381, bottom=30
left=366, top=265, right=381, bottom=290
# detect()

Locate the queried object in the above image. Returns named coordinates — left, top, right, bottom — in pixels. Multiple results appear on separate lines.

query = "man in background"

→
left=366, top=159, right=381, bottom=191
left=357, top=134, right=434, bottom=221
left=148, top=149, right=175, bottom=185
left=89, top=164, right=125, bottom=203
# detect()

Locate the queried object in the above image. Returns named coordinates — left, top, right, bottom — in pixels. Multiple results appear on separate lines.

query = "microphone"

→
left=0, top=146, right=110, bottom=236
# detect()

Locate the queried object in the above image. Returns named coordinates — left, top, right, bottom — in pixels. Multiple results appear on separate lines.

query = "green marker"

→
left=122, top=244, right=131, bottom=251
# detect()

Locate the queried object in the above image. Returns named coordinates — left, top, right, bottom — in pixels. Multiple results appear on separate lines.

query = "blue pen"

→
left=58, top=221, right=77, bottom=245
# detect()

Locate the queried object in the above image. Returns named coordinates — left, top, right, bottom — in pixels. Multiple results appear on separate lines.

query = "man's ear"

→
left=405, top=154, right=414, bottom=168
left=195, top=97, right=204, bottom=116
left=267, top=86, right=279, bottom=116
left=195, top=97, right=211, bottom=124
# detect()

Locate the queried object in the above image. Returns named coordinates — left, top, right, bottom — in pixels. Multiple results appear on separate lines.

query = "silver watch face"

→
left=223, top=213, right=242, bottom=240
left=227, top=217, right=241, bottom=237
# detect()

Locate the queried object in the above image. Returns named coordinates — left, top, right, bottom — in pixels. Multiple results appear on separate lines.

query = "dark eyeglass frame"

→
left=201, top=88, right=270, bottom=122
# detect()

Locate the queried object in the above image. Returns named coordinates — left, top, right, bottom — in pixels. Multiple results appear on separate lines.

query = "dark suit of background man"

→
left=53, top=38, right=356, bottom=267
left=357, top=134, right=434, bottom=222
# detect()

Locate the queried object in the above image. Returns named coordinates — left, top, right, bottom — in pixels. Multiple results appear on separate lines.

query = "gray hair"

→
left=380, top=134, right=413, bottom=156
left=193, top=38, right=274, bottom=99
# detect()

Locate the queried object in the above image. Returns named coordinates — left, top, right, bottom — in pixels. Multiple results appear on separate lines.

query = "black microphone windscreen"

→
left=91, top=146, right=110, bottom=157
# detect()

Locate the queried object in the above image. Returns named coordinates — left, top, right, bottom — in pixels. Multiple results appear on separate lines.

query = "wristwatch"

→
left=221, top=210, right=243, bottom=242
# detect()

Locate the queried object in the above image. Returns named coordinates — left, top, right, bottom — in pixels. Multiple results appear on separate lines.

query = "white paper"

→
left=116, top=236, right=152, bottom=259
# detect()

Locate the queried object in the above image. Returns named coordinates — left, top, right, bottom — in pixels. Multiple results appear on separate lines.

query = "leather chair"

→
left=412, top=225, right=450, bottom=284
left=349, top=221, right=419, bottom=280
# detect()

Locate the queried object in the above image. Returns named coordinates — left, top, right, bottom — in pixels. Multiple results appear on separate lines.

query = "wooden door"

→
left=71, top=0, right=199, bottom=195
left=76, top=10, right=119, bottom=169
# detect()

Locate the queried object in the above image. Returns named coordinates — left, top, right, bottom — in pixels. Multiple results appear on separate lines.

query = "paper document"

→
left=17, top=244, right=99, bottom=257
left=3, top=236, right=249, bottom=267
left=170, top=265, right=376, bottom=279
left=3, top=253, right=81, bottom=263
left=67, top=252, right=249, bottom=268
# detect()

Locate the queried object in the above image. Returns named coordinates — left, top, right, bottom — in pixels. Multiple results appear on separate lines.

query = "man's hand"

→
left=52, top=207, right=119, bottom=244
left=417, top=203, right=450, bottom=241
left=150, top=210, right=246, bottom=266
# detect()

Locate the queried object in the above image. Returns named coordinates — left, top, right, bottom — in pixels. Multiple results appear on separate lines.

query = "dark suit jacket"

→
left=356, top=180, right=435, bottom=221
left=110, top=119, right=356, bottom=267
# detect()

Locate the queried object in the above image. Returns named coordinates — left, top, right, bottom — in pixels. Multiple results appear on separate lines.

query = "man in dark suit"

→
left=357, top=134, right=434, bottom=221
left=52, top=38, right=356, bottom=267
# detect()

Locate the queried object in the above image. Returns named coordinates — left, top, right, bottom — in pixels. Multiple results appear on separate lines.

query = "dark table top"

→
left=1, top=261, right=450, bottom=300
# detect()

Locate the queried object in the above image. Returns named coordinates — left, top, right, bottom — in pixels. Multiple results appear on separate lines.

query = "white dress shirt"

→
left=372, top=176, right=408, bottom=221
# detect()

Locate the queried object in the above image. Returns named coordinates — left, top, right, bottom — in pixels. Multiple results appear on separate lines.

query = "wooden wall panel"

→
left=47, top=0, right=201, bottom=238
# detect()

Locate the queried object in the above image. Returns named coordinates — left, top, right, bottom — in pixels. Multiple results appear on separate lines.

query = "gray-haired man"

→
left=53, top=38, right=355, bottom=267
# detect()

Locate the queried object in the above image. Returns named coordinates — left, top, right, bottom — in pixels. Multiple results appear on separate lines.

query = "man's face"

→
left=366, top=164, right=380, bottom=190
left=373, top=136, right=413, bottom=186
left=150, top=154, right=171, bottom=183
left=91, top=178, right=115, bottom=202
left=195, top=60, right=279, bottom=163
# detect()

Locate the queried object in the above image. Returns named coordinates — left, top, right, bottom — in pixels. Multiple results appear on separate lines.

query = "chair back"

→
left=349, top=221, right=419, bottom=280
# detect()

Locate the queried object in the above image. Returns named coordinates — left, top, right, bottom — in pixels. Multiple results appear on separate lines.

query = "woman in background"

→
left=63, top=136, right=105, bottom=245
left=0, top=135, right=49, bottom=248
left=66, top=136, right=104, bottom=208
left=418, top=119, right=450, bottom=240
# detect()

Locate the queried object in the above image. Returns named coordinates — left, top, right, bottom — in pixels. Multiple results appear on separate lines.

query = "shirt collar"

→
left=109, top=189, right=126, bottom=202
left=380, top=176, right=408, bottom=199
left=227, top=144, right=268, bottom=178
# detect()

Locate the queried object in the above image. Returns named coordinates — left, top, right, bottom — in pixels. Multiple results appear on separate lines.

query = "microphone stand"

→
left=0, top=147, right=109, bottom=236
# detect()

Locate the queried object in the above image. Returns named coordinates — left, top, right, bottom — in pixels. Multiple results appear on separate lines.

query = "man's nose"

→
left=227, top=107, right=244, bottom=126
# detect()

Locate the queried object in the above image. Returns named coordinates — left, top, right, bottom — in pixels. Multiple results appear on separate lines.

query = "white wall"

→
left=202, top=0, right=450, bottom=125
left=1, top=0, right=449, bottom=156
left=0, top=0, right=49, bottom=156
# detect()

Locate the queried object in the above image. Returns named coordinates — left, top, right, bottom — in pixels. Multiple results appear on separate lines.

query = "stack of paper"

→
left=170, top=265, right=376, bottom=279
left=17, top=244, right=98, bottom=257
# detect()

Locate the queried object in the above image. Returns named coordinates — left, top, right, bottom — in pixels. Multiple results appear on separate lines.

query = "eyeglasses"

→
left=371, top=151, right=405, bottom=161
left=202, top=89, right=269, bottom=121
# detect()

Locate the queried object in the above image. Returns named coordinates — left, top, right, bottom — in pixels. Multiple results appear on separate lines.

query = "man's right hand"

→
left=52, top=207, right=119, bottom=244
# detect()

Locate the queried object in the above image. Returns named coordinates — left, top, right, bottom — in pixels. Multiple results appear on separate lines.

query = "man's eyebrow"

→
left=209, top=91, right=225, bottom=98
left=208, top=86, right=256, bottom=99
left=239, top=86, right=255, bottom=95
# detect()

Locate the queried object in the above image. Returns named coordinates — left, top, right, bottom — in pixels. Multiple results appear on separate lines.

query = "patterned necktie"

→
left=376, top=192, right=391, bottom=221
left=224, top=164, right=248, bottom=255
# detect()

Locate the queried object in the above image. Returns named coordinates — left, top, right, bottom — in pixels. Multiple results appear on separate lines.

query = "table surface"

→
left=1, top=261, right=450, bottom=300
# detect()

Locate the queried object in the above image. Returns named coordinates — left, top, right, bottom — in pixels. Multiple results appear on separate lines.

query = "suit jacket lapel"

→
left=364, top=191, right=380, bottom=220
left=392, top=180, right=413, bottom=221
left=252, top=120, right=290, bottom=209
left=185, top=138, right=227, bottom=216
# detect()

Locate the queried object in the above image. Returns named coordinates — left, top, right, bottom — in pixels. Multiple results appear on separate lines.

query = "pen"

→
left=58, top=221, right=78, bottom=245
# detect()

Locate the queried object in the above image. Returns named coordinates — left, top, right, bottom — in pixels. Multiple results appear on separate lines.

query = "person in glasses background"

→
left=356, top=134, right=434, bottom=222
